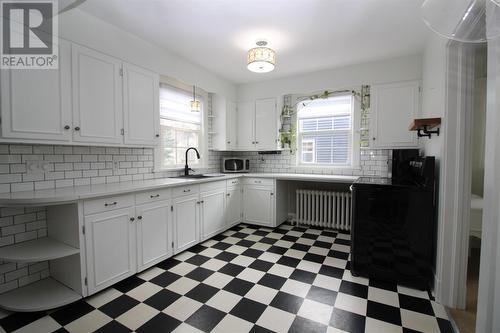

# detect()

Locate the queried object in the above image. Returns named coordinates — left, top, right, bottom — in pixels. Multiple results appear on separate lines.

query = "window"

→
left=297, top=94, right=357, bottom=167
left=157, top=83, right=204, bottom=169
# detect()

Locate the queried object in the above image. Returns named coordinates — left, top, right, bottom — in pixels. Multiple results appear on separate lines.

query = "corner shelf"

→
left=409, top=117, right=441, bottom=138
left=0, top=278, right=82, bottom=312
left=0, top=237, right=79, bottom=263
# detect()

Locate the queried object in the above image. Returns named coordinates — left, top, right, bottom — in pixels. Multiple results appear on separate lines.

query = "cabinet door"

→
left=226, top=186, right=242, bottom=227
left=136, top=200, right=171, bottom=271
left=237, top=101, right=255, bottom=150
left=123, top=63, right=160, bottom=146
left=72, top=45, right=123, bottom=144
left=255, top=98, right=278, bottom=150
left=226, top=101, right=238, bottom=149
left=85, top=207, right=136, bottom=294
left=173, top=194, right=199, bottom=253
left=201, top=189, right=226, bottom=240
left=371, top=81, right=420, bottom=148
left=0, top=40, right=72, bottom=141
left=243, top=185, right=274, bottom=226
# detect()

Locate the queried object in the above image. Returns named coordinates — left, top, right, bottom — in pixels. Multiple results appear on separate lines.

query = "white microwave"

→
left=222, top=157, right=250, bottom=173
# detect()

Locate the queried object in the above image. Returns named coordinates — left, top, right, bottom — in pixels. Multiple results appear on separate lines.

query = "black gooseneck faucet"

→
left=184, top=147, right=200, bottom=176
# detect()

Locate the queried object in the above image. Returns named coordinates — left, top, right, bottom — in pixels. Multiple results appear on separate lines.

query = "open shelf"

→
left=0, top=278, right=81, bottom=312
left=0, top=237, right=79, bottom=263
left=409, top=117, right=441, bottom=131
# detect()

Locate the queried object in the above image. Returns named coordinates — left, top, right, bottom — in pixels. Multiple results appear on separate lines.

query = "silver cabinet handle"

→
left=150, top=194, right=160, bottom=198
left=104, top=201, right=117, bottom=207
left=183, top=189, right=191, bottom=193
left=255, top=180, right=261, bottom=183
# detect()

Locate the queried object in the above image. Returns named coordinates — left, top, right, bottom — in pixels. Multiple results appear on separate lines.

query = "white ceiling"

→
left=78, top=0, right=430, bottom=84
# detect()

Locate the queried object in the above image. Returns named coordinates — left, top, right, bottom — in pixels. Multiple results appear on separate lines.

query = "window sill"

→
left=292, top=165, right=361, bottom=172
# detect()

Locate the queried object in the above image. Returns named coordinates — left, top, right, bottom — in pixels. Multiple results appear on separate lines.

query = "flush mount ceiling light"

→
left=247, top=41, right=276, bottom=73
left=190, top=85, right=201, bottom=112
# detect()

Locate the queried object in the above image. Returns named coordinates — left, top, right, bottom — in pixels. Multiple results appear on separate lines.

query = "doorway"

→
left=448, top=44, right=487, bottom=333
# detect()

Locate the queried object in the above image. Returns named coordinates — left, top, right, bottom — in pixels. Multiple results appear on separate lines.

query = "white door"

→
left=85, top=207, right=136, bottom=294
left=237, top=101, right=255, bottom=150
left=370, top=81, right=420, bottom=148
left=226, top=102, right=238, bottom=149
left=173, top=194, right=199, bottom=253
left=201, top=189, right=226, bottom=240
left=226, top=186, right=242, bottom=227
left=72, top=45, right=123, bottom=144
left=243, top=185, right=274, bottom=226
left=255, top=98, right=278, bottom=150
left=0, top=40, right=72, bottom=141
left=136, top=200, right=171, bottom=271
left=123, top=63, right=160, bottom=146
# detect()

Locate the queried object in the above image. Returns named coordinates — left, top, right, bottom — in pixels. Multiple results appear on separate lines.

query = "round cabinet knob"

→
left=74, top=126, right=80, bottom=131
left=130, top=217, right=135, bottom=221
left=64, top=125, right=70, bottom=130
left=155, top=134, right=160, bottom=137
left=137, top=216, right=142, bottom=220
left=372, top=137, right=376, bottom=141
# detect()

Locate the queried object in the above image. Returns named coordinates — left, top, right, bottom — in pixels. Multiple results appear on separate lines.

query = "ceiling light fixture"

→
left=190, top=85, right=201, bottom=112
left=247, top=41, right=276, bottom=73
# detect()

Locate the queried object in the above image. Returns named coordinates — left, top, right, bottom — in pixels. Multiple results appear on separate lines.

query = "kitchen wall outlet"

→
left=26, top=160, right=51, bottom=173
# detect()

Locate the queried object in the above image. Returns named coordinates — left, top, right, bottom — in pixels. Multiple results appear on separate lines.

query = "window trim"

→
left=295, top=91, right=361, bottom=169
left=154, top=77, right=209, bottom=172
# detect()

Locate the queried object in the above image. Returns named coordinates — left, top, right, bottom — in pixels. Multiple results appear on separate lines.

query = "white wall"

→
left=58, top=9, right=236, bottom=100
left=236, top=54, right=422, bottom=101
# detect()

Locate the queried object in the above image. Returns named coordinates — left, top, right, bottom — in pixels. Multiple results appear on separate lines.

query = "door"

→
left=123, top=63, right=160, bottom=146
left=226, top=186, right=243, bottom=227
left=0, top=40, right=72, bottom=141
left=72, top=45, right=123, bottom=144
left=201, top=189, right=226, bottom=240
left=226, top=102, right=238, bottom=149
left=243, top=185, right=274, bottom=226
left=237, top=101, right=255, bottom=149
left=173, top=194, right=199, bottom=253
left=136, top=200, right=171, bottom=271
left=85, top=207, right=136, bottom=294
left=255, top=98, right=278, bottom=150
left=371, top=81, right=420, bottom=148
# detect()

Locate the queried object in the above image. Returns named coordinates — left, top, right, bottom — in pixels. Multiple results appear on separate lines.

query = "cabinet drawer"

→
left=135, top=188, right=171, bottom=205
left=200, top=180, right=226, bottom=193
left=84, top=194, right=134, bottom=215
left=226, top=178, right=241, bottom=187
left=172, top=184, right=199, bottom=197
left=242, top=178, right=274, bottom=186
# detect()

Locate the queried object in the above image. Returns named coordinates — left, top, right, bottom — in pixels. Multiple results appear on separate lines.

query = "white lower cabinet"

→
left=84, top=207, right=136, bottom=295
left=200, top=189, right=226, bottom=240
left=136, top=200, right=172, bottom=271
left=173, top=194, right=200, bottom=253
left=243, top=185, right=275, bottom=227
left=226, top=186, right=243, bottom=227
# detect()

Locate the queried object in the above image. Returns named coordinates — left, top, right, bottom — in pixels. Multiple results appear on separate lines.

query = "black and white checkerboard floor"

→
left=0, top=223, right=454, bottom=333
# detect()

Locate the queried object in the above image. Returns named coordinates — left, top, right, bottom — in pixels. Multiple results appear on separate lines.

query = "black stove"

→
left=350, top=151, right=436, bottom=290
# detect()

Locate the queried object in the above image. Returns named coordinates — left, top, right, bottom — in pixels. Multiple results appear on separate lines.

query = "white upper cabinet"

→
left=123, top=63, right=160, bottom=146
left=370, top=80, right=420, bottom=148
left=211, top=94, right=237, bottom=150
left=0, top=40, right=72, bottom=141
left=255, top=98, right=278, bottom=150
left=236, top=97, right=279, bottom=151
left=237, top=101, right=256, bottom=150
left=71, top=45, right=123, bottom=144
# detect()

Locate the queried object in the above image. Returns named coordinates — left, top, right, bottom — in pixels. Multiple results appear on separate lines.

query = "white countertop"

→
left=0, top=173, right=358, bottom=206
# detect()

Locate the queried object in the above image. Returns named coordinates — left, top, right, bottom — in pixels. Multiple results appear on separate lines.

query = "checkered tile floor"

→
left=0, top=223, right=454, bottom=333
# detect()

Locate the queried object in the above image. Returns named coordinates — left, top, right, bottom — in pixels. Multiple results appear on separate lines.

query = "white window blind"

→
left=297, top=94, right=353, bottom=166
left=157, top=83, right=203, bottom=169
